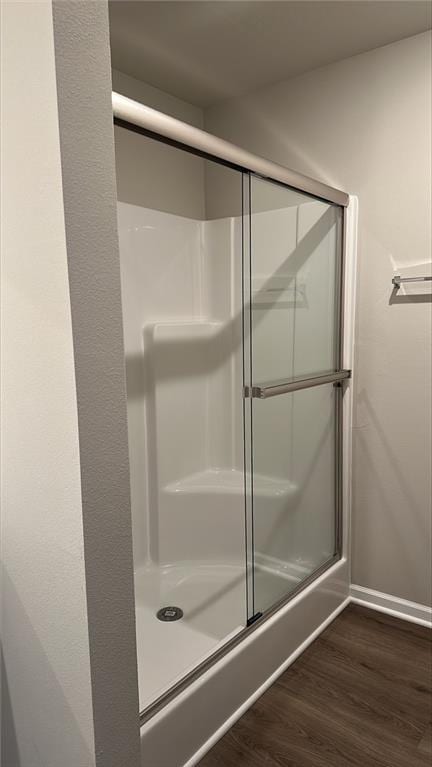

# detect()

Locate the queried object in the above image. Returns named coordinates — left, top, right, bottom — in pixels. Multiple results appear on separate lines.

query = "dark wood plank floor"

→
left=198, top=605, right=432, bottom=767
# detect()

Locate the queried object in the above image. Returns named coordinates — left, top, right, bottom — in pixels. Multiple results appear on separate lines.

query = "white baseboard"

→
left=184, top=596, right=350, bottom=767
left=350, top=584, right=432, bottom=628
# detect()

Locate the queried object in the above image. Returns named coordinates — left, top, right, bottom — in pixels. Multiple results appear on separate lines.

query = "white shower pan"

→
left=136, top=470, right=303, bottom=710
left=134, top=557, right=296, bottom=711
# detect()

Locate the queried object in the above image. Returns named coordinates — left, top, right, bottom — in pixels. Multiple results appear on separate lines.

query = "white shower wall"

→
left=117, top=202, right=244, bottom=571
left=117, top=197, right=339, bottom=580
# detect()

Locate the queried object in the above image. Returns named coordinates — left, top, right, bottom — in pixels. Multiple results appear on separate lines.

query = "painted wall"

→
left=205, top=31, right=432, bottom=607
left=113, top=69, right=205, bottom=218
left=1, top=4, right=95, bottom=765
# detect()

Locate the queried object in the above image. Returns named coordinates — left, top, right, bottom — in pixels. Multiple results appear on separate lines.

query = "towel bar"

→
left=392, top=275, right=432, bottom=288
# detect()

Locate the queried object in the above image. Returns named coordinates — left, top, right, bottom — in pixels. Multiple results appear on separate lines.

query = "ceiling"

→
left=109, top=1, right=432, bottom=107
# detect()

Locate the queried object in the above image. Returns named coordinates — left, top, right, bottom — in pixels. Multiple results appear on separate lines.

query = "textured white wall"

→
left=205, top=31, right=432, bottom=606
left=1, top=4, right=142, bottom=766
left=1, top=3, right=95, bottom=765
left=52, top=3, right=140, bottom=765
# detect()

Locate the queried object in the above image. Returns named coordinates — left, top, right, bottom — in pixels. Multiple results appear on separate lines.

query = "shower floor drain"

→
left=156, top=606, right=184, bottom=622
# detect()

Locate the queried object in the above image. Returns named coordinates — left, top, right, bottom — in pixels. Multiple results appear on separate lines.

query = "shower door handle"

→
left=247, top=370, right=351, bottom=399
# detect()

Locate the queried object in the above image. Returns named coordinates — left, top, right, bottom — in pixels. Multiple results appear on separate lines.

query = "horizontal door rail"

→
left=112, top=92, right=349, bottom=207
left=250, top=370, right=351, bottom=399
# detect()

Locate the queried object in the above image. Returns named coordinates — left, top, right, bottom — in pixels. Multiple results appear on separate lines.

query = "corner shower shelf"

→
left=164, top=468, right=297, bottom=500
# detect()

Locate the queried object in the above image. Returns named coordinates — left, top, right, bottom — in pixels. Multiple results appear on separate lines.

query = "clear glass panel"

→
left=252, top=384, right=337, bottom=614
left=247, top=175, right=343, bottom=617
left=249, top=176, right=343, bottom=385
left=115, top=126, right=249, bottom=710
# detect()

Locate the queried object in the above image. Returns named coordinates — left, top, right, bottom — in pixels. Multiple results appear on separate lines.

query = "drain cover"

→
left=157, top=606, right=183, bottom=622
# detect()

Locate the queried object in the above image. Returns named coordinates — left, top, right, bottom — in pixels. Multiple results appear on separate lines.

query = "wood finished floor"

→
left=198, top=605, right=432, bottom=767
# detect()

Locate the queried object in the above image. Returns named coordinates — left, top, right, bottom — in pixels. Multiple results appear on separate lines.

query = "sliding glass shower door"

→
left=244, top=175, right=345, bottom=620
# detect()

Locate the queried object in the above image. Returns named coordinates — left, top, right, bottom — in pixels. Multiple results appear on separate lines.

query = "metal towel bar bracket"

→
left=392, top=275, right=432, bottom=289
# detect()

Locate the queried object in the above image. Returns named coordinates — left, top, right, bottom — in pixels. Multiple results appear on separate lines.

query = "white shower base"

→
left=134, top=560, right=295, bottom=710
left=139, top=558, right=350, bottom=767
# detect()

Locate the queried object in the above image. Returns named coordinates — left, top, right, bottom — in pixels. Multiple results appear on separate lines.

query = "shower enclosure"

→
left=113, top=94, right=353, bottom=729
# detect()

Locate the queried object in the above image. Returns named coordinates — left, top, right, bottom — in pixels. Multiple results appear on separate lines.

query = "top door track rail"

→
left=112, top=92, right=349, bottom=207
